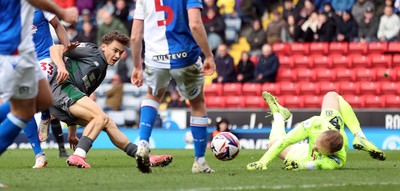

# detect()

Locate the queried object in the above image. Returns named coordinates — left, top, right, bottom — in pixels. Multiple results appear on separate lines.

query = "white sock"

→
left=273, top=113, right=284, bottom=121
left=139, top=140, right=149, bottom=148
left=196, top=157, right=206, bottom=164
left=74, top=148, right=87, bottom=158
left=354, top=132, right=366, bottom=138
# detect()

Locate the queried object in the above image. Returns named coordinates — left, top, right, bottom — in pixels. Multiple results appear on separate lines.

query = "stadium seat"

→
left=315, top=68, right=336, bottom=81
left=204, top=83, right=223, bottom=96
left=348, top=42, right=368, bottom=55
left=385, top=94, right=400, bottom=108
left=290, top=43, right=310, bottom=55
left=318, top=81, right=340, bottom=95
left=296, top=67, right=316, bottom=82
left=392, top=54, right=400, bottom=68
left=279, top=55, right=294, bottom=68
left=313, top=55, right=332, bottom=68
left=370, top=54, right=393, bottom=68
left=225, top=96, right=244, bottom=108
left=262, top=82, right=281, bottom=95
left=368, top=42, right=388, bottom=54
left=243, top=95, right=267, bottom=108
left=299, top=82, right=320, bottom=95
left=309, top=42, right=329, bottom=55
left=339, top=82, right=360, bottom=95
left=331, top=55, right=352, bottom=68
left=122, top=95, right=142, bottom=109
left=364, top=94, right=385, bottom=108
left=380, top=81, right=399, bottom=95
left=394, top=67, right=400, bottom=81
left=387, top=41, right=400, bottom=53
left=284, top=95, right=304, bottom=108
left=351, top=54, right=371, bottom=68
left=106, top=111, right=126, bottom=126
left=329, top=42, right=348, bottom=55
left=375, top=67, right=393, bottom=81
left=355, top=67, right=376, bottom=81
left=293, top=55, right=313, bottom=68
left=335, top=67, right=355, bottom=82
left=223, top=83, right=242, bottom=96
left=242, top=83, right=262, bottom=96
left=277, top=68, right=297, bottom=82
left=360, top=81, right=381, bottom=95
left=342, top=94, right=365, bottom=108
left=205, top=96, right=225, bottom=108
left=280, top=82, right=300, bottom=95
left=273, top=43, right=290, bottom=55
left=304, top=95, right=322, bottom=108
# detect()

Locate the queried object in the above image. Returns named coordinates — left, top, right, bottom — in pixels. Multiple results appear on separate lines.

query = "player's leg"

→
left=262, top=91, right=291, bottom=120
left=23, top=118, right=48, bottom=168
left=50, top=118, right=69, bottom=158
left=38, top=110, right=51, bottom=142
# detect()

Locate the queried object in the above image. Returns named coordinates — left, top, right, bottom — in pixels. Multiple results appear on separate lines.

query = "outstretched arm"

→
left=27, top=0, right=78, bottom=24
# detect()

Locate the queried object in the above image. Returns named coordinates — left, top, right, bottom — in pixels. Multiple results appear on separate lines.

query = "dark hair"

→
left=216, top=118, right=230, bottom=131
left=322, top=130, right=343, bottom=154
left=102, top=30, right=130, bottom=47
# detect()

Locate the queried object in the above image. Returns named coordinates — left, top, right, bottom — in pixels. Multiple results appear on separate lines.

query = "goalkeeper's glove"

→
left=283, top=159, right=306, bottom=171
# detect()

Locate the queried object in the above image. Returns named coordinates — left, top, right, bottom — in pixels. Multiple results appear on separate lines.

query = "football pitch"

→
left=0, top=149, right=399, bottom=191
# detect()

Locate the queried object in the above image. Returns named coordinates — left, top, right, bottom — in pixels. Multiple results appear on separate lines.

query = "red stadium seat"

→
left=296, top=67, right=316, bottom=82
left=368, top=42, right=388, bottom=54
left=284, top=95, right=304, bottom=108
left=291, top=43, right=310, bottom=55
left=280, top=82, right=300, bottom=95
left=277, top=68, right=297, bottom=82
left=205, top=96, right=225, bottom=108
left=243, top=95, right=267, bottom=108
left=385, top=94, right=400, bottom=108
left=225, top=96, right=244, bottom=108
left=339, top=82, right=360, bottom=95
left=329, top=42, right=349, bottom=55
left=359, top=81, right=381, bottom=95
left=309, top=42, right=329, bottom=55
left=223, top=83, right=242, bottom=96
left=299, top=82, right=320, bottom=95
left=375, top=67, right=393, bottom=81
left=319, top=81, right=340, bottom=95
left=293, top=55, right=313, bottom=68
left=364, top=94, right=385, bottom=108
left=348, top=42, right=368, bottom=55
left=273, top=43, right=290, bottom=55
left=387, top=42, right=400, bottom=53
left=262, top=83, right=281, bottom=95
left=242, top=83, right=262, bottom=96
left=381, top=81, right=399, bottom=95
left=351, top=54, right=371, bottom=68
left=316, top=68, right=336, bottom=81
left=342, top=94, right=365, bottom=108
left=392, top=54, right=400, bottom=68
left=331, top=55, right=352, bottom=68
left=394, top=67, right=400, bottom=81
left=204, top=83, right=223, bottom=96
left=313, top=55, right=332, bottom=68
left=355, top=67, right=376, bottom=81
left=335, top=67, right=355, bottom=82
left=370, top=54, right=393, bottom=68
left=279, top=55, right=294, bottom=69
left=304, top=95, right=323, bottom=108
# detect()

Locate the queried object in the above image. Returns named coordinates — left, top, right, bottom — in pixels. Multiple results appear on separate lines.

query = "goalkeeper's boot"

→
left=38, top=118, right=50, bottom=142
left=246, top=161, right=268, bottom=170
left=262, top=91, right=291, bottom=120
left=150, top=154, right=173, bottom=167
left=192, top=158, right=215, bottom=173
left=353, top=136, right=386, bottom=161
left=66, top=154, right=91, bottom=168
left=136, top=141, right=151, bottom=173
left=33, top=153, right=48, bottom=169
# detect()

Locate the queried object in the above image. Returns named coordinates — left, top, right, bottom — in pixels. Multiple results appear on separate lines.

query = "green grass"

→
left=0, top=149, right=399, bottom=191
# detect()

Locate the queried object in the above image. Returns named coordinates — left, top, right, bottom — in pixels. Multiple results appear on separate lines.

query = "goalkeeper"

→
left=247, top=91, right=386, bottom=171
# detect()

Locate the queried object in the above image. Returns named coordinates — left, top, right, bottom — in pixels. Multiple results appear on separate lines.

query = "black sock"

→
left=51, top=119, right=66, bottom=150
left=124, top=143, right=138, bottom=158
left=76, top=136, right=94, bottom=154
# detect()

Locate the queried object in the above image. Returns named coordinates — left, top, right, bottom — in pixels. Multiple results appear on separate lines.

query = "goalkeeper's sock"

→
left=0, top=113, right=27, bottom=155
left=269, top=113, right=286, bottom=141
left=138, top=100, right=159, bottom=142
left=23, top=118, right=43, bottom=156
left=190, top=116, right=208, bottom=158
left=338, top=95, right=365, bottom=138
left=0, top=102, right=11, bottom=122
left=74, top=136, right=94, bottom=158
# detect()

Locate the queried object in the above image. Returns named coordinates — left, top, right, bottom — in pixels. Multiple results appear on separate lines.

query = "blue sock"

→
left=41, top=110, right=50, bottom=120
left=0, top=102, right=11, bottom=122
left=138, top=100, right=159, bottom=142
left=23, top=118, right=43, bottom=156
left=0, top=113, right=28, bottom=155
left=190, top=116, right=208, bottom=158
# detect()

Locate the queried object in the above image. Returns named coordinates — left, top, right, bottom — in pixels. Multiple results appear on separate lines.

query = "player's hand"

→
left=56, top=67, right=69, bottom=84
left=284, top=159, right=302, bottom=171
left=68, top=136, right=79, bottom=151
left=202, top=56, right=215, bottom=76
left=131, top=67, right=143, bottom=87
left=64, top=41, right=80, bottom=52
left=60, top=7, right=79, bottom=24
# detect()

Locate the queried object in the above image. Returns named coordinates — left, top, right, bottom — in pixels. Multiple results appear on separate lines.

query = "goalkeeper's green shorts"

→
left=285, top=143, right=312, bottom=162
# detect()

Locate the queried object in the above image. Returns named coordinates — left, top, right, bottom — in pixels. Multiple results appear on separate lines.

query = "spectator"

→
left=113, top=0, right=130, bottom=31
left=254, top=44, right=279, bottom=83
left=97, top=11, right=128, bottom=45
left=203, top=8, right=226, bottom=52
left=236, top=52, right=255, bottom=83
left=202, top=0, right=219, bottom=18
left=213, top=44, right=236, bottom=83
left=323, top=2, right=336, bottom=19
left=167, top=91, right=188, bottom=109
left=216, top=0, right=236, bottom=18
left=300, top=11, right=319, bottom=42
left=238, top=0, right=256, bottom=24
left=313, top=0, right=331, bottom=11
left=377, top=6, right=400, bottom=42
left=282, top=0, right=296, bottom=20
left=212, top=118, right=231, bottom=139
left=331, top=0, right=355, bottom=14
left=116, top=48, right=133, bottom=83
left=266, top=10, right=286, bottom=44
left=314, top=13, right=336, bottom=42
left=296, top=0, right=316, bottom=23
left=76, top=9, right=97, bottom=32
left=104, top=74, right=124, bottom=111
left=376, top=0, right=397, bottom=16
left=102, top=0, right=115, bottom=14
left=66, top=25, right=78, bottom=42
left=282, top=14, right=300, bottom=43
left=352, top=0, right=375, bottom=24
left=246, top=19, right=266, bottom=57
left=74, top=22, right=97, bottom=44
left=357, top=7, right=379, bottom=42
left=335, top=11, right=358, bottom=42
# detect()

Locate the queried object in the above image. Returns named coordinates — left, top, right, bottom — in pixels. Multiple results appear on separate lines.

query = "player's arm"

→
left=68, top=125, right=79, bottom=151
left=49, top=15, right=70, bottom=48
left=130, top=19, right=144, bottom=87
left=285, top=154, right=343, bottom=170
left=187, top=8, right=215, bottom=76
left=49, top=45, right=69, bottom=84
left=27, top=0, right=78, bottom=24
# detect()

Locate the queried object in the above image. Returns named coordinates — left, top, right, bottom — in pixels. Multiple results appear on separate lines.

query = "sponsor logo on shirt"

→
left=152, top=52, right=188, bottom=61
left=32, top=25, right=37, bottom=34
